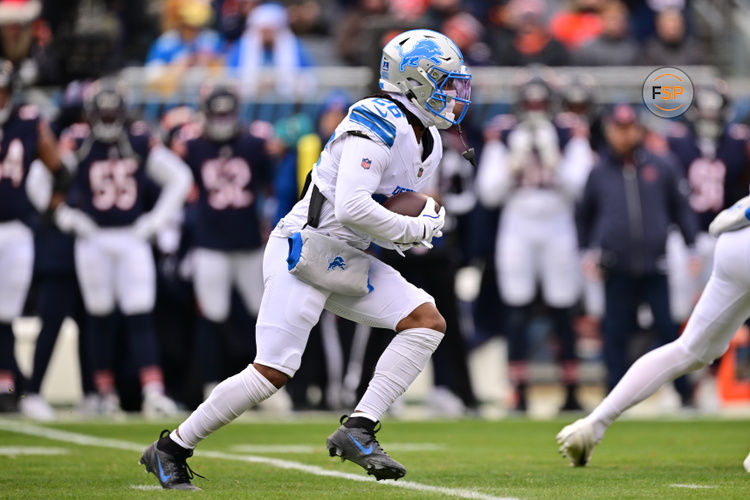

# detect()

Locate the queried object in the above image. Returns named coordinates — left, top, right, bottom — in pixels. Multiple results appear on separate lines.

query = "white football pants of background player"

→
left=564, top=223, right=750, bottom=469
left=0, top=220, right=33, bottom=322
left=0, top=221, right=33, bottom=393
left=476, top=127, right=593, bottom=308
left=192, top=248, right=264, bottom=321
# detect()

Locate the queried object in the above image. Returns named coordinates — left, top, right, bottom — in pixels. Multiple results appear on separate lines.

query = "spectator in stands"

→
left=549, top=0, right=604, bottom=50
left=441, top=12, right=492, bottom=66
left=573, top=0, right=637, bottom=66
left=494, top=0, right=569, bottom=67
left=577, top=103, right=698, bottom=404
left=227, top=2, right=315, bottom=95
left=420, top=0, right=463, bottom=30
left=0, top=0, right=59, bottom=85
left=388, top=0, right=429, bottom=22
left=146, top=0, right=223, bottom=67
left=642, top=8, right=703, bottom=66
left=335, top=0, right=389, bottom=66
left=287, top=0, right=327, bottom=35
left=216, top=0, right=260, bottom=43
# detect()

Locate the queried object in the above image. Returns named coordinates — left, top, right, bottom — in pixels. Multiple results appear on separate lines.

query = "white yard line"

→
left=669, top=484, right=717, bottom=489
left=0, top=421, right=517, bottom=500
left=0, top=446, right=69, bottom=456
left=232, top=443, right=445, bottom=454
left=129, top=485, right=163, bottom=491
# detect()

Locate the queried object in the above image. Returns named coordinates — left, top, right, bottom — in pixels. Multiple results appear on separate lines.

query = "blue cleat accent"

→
left=139, top=429, right=204, bottom=490
left=326, top=416, right=406, bottom=481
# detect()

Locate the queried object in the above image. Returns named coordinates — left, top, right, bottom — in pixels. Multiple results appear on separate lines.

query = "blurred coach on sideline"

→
left=577, top=103, right=699, bottom=404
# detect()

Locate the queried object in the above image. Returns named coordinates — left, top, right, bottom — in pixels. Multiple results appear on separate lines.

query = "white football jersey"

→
left=273, top=96, right=443, bottom=249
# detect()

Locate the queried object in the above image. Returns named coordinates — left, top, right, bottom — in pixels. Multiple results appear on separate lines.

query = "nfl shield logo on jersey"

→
left=361, top=158, right=371, bottom=169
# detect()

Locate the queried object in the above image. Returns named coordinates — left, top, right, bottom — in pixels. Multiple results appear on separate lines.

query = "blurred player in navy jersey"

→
left=665, top=81, right=750, bottom=305
left=178, top=85, right=271, bottom=399
left=0, top=59, right=69, bottom=412
left=21, top=81, right=96, bottom=420
left=48, top=82, right=192, bottom=416
left=476, top=71, right=593, bottom=412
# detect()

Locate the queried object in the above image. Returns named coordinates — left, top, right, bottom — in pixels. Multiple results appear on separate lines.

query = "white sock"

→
left=586, top=341, right=705, bottom=442
left=350, top=411, right=379, bottom=423
left=142, top=381, right=164, bottom=397
left=171, top=365, right=277, bottom=449
left=355, top=327, right=443, bottom=421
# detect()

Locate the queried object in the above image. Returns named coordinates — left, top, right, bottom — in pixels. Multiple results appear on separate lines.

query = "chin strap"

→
left=456, top=124, right=476, bottom=167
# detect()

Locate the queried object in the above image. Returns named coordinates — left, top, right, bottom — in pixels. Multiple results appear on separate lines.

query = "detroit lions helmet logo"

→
left=397, top=39, right=444, bottom=72
left=328, top=256, right=346, bottom=271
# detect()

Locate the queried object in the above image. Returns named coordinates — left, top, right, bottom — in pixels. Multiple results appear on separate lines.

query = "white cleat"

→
left=743, top=452, right=750, bottom=473
left=19, top=394, right=56, bottom=422
left=100, top=393, right=126, bottom=418
left=556, top=419, right=597, bottom=467
left=142, top=391, right=180, bottom=419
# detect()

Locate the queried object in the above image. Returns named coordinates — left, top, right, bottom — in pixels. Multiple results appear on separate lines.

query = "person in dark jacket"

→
left=577, top=103, right=699, bottom=402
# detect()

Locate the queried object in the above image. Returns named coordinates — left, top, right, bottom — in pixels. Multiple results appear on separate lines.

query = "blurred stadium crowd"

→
left=2, top=0, right=750, bottom=421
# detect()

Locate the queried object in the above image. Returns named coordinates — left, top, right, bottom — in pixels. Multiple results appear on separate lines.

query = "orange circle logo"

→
left=642, top=67, right=693, bottom=118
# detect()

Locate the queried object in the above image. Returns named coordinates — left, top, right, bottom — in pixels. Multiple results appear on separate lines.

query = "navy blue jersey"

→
left=184, top=132, right=270, bottom=250
left=66, top=125, right=152, bottom=227
left=0, top=106, right=41, bottom=224
left=667, top=123, right=750, bottom=231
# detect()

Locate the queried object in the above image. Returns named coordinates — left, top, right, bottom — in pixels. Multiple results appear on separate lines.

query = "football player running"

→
left=557, top=197, right=750, bottom=470
left=41, top=82, right=192, bottom=416
left=180, top=85, right=271, bottom=398
left=140, top=29, right=470, bottom=489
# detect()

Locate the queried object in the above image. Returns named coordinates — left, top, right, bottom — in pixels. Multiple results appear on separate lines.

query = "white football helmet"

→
left=379, top=29, right=471, bottom=129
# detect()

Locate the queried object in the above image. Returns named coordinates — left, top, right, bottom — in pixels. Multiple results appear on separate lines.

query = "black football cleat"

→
left=326, top=416, right=406, bottom=481
left=139, top=429, right=204, bottom=490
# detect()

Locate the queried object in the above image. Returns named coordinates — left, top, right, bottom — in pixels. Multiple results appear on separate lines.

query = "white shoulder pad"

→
left=337, top=97, right=409, bottom=149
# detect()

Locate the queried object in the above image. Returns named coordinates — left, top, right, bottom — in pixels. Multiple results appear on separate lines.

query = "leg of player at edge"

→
left=557, top=220, right=750, bottom=469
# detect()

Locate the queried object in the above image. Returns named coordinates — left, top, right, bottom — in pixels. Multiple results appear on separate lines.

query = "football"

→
left=382, top=191, right=439, bottom=217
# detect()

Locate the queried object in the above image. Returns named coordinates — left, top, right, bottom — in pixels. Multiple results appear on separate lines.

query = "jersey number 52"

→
left=201, top=157, right=253, bottom=210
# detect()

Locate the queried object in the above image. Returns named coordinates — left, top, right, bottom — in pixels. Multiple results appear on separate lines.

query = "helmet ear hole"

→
left=406, top=77, right=423, bottom=88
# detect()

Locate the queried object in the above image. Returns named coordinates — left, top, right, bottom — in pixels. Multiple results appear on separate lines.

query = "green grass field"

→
left=0, top=416, right=748, bottom=499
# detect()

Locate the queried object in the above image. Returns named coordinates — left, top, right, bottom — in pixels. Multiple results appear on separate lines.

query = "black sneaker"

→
left=560, top=386, right=583, bottom=412
left=0, top=392, right=18, bottom=413
left=511, top=384, right=527, bottom=413
left=326, top=416, right=406, bottom=481
left=139, top=429, right=204, bottom=490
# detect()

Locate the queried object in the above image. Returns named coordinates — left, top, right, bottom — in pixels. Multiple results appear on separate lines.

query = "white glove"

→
left=132, top=213, right=160, bottom=241
left=416, top=196, right=445, bottom=248
left=393, top=242, right=416, bottom=257
left=534, top=122, right=561, bottom=172
left=709, top=195, right=750, bottom=237
left=54, top=204, right=98, bottom=238
left=507, top=127, right=533, bottom=176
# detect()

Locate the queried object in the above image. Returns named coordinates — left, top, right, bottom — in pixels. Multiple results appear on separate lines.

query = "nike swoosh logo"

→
left=347, top=433, right=373, bottom=455
left=157, top=455, right=173, bottom=482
